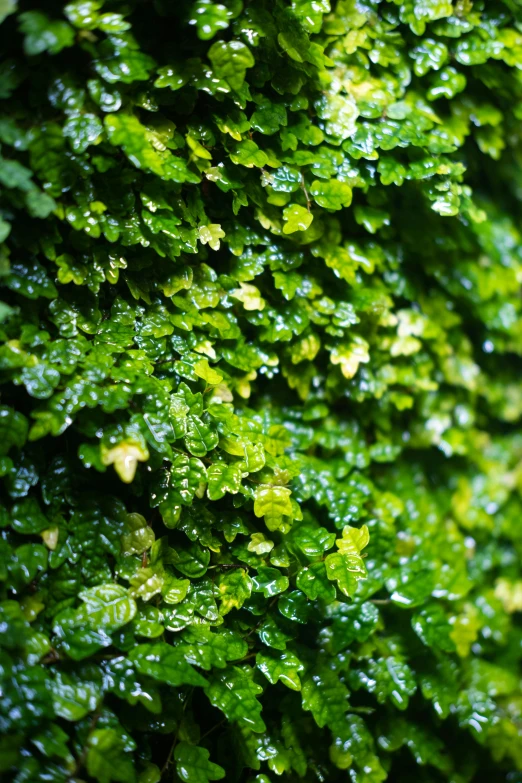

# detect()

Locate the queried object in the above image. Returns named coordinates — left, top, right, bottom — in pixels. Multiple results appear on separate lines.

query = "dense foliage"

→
left=2, top=0, right=522, bottom=780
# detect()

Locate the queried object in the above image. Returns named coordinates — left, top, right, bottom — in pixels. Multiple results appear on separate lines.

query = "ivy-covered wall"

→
left=1, top=0, right=522, bottom=781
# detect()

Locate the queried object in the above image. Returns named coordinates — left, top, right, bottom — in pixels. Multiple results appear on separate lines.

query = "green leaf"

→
left=254, top=485, right=293, bottom=530
left=87, top=728, right=136, bottom=783
left=301, top=663, right=349, bottom=731
left=172, top=542, right=211, bottom=578
left=63, top=113, right=103, bottom=153
left=129, top=643, right=208, bottom=687
left=310, top=179, right=352, bottom=210
left=207, top=461, right=243, bottom=500
left=105, top=113, right=198, bottom=183
left=205, top=666, right=266, bottom=732
left=179, top=627, right=247, bottom=669
left=325, top=601, right=380, bottom=652
left=189, top=0, right=241, bottom=40
left=278, top=590, right=311, bottom=624
left=11, top=497, right=48, bottom=534
left=218, top=568, right=252, bottom=614
left=175, top=743, right=225, bottom=783
left=256, top=648, right=304, bottom=691
left=251, top=100, right=287, bottom=136
left=252, top=567, right=289, bottom=598
left=18, top=11, right=74, bottom=55
left=324, top=552, right=367, bottom=598
left=78, top=584, right=137, bottom=633
left=296, top=562, right=336, bottom=603
left=0, top=0, right=17, bottom=25
left=185, top=416, right=219, bottom=457
left=412, top=603, right=456, bottom=653
left=51, top=670, right=102, bottom=721
left=229, top=139, right=268, bottom=168
left=282, top=204, right=313, bottom=234
left=208, top=40, right=255, bottom=90
left=198, top=224, right=226, bottom=251
left=0, top=406, right=28, bottom=456
left=290, top=524, right=335, bottom=558
left=353, top=657, right=417, bottom=711
left=152, top=455, right=207, bottom=507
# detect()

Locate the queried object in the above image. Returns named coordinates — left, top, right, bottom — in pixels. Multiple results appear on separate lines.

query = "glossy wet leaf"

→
left=282, top=204, right=313, bottom=234
left=208, top=40, right=255, bottom=90
left=50, top=670, right=102, bottom=721
left=129, top=642, right=208, bottom=687
left=252, top=567, right=289, bottom=598
left=256, top=648, right=304, bottom=691
left=254, top=485, right=293, bottom=530
left=218, top=567, right=252, bottom=614
left=87, top=728, right=136, bottom=783
left=352, top=657, right=417, bottom=711
left=78, top=584, right=137, bottom=633
left=175, top=742, right=225, bottom=783
left=207, top=461, right=243, bottom=500
left=205, top=666, right=266, bottom=732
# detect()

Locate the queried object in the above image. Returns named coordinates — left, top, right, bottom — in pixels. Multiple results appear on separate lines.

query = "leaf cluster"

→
left=1, top=1, right=522, bottom=782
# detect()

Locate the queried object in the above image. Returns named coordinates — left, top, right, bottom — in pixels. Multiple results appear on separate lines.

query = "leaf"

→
left=353, top=657, right=417, bottom=711
left=153, top=455, right=207, bottom=506
left=87, top=728, right=136, bottom=783
left=105, top=113, right=198, bottom=183
left=0, top=406, right=28, bottom=455
left=129, top=643, right=208, bottom=687
left=207, top=461, right=243, bottom=500
left=63, top=113, right=103, bottom=153
left=256, top=648, right=304, bottom=691
left=11, top=497, right=49, bottom=534
left=78, top=584, right=137, bottom=633
left=208, top=40, right=255, bottom=90
left=189, top=0, right=241, bottom=40
left=51, top=670, right=102, bottom=721
left=252, top=567, right=289, bottom=598
left=100, top=426, right=150, bottom=483
left=290, top=524, right=335, bottom=558
left=229, top=139, right=268, bottom=168
left=18, top=11, right=74, bottom=55
left=412, top=604, right=456, bottom=653
left=0, top=0, right=17, bottom=25
left=296, top=562, right=336, bottom=603
left=335, top=525, right=370, bottom=556
left=330, top=339, right=370, bottom=379
left=179, top=628, right=247, bottom=670
left=310, top=179, right=352, bottom=210
left=218, top=568, right=252, bottom=614
left=282, top=204, right=313, bottom=234
left=205, top=666, right=266, bottom=732
left=198, top=224, right=225, bottom=251
left=324, top=552, right=367, bottom=598
left=301, top=663, right=349, bottom=731
left=248, top=533, right=274, bottom=555
left=231, top=282, right=266, bottom=311
left=326, top=601, right=380, bottom=652
left=175, top=743, right=225, bottom=783
left=185, top=416, right=219, bottom=457
left=254, top=485, right=293, bottom=530
left=172, top=542, right=211, bottom=578
left=278, top=590, right=311, bottom=624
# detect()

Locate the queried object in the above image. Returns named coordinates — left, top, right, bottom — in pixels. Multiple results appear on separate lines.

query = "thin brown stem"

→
left=301, top=172, right=311, bottom=212
left=199, top=718, right=227, bottom=742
